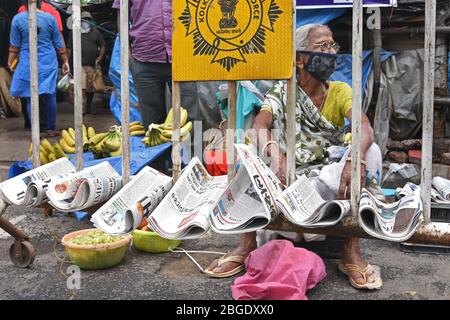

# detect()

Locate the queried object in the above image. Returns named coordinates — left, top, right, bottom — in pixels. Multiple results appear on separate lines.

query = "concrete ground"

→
left=0, top=98, right=449, bottom=300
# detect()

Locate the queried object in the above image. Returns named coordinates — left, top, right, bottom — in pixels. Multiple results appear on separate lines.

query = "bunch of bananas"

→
left=60, top=125, right=96, bottom=154
left=88, top=125, right=123, bottom=159
left=129, top=121, right=145, bottom=136
left=142, top=107, right=193, bottom=147
left=28, top=139, right=68, bottom=165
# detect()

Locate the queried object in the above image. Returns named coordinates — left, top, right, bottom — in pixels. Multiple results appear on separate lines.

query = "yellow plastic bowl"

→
left=61, top=229, right=131, bottom=270
left=132, top=229, right=181, bottom=253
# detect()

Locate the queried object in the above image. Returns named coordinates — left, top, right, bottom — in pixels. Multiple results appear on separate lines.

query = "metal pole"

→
left=120, top=0, right=130, bottom=184
left=286, top=1, right=297, bottom=186
left=28, top=0, right=40, bottom=168
left=351, top=0, right=363, bottom=216
left=227, top=81, right=237, bottom=181
left=421, top=0, right=437, bottom=224
left=172, top=81, right=181, bottom=182
left=72, top=0, right=83, bottom=171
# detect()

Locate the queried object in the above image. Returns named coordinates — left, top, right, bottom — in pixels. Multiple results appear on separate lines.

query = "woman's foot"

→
left=206, top=232, right=257, bottom=277
left=46, top=130, right=60, bottom=137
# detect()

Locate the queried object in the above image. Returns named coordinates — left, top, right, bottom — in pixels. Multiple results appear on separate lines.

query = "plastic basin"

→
left=61, top=229, right=131, bottom=270
left=132, top=229, right=181, bottom=253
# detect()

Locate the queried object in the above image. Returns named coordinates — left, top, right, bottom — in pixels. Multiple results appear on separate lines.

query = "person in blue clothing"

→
left=7, top=0, right=69, bottom=137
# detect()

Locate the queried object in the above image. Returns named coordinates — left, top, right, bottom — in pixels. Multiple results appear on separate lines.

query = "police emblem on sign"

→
left=179, top=0, right=283, bottom=71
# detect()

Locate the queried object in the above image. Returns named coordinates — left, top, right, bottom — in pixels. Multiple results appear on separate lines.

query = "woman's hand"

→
left=62, top=61, right=70, bottom=75
left=338, top=161, right=366, bottom=200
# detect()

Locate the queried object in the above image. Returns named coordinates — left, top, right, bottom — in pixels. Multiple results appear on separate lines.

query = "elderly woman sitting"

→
left=205, top=24, right=384, bottom=290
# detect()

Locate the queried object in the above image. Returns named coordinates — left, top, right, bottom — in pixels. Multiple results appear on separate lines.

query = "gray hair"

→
left=295, top=24, right=331, bottom=51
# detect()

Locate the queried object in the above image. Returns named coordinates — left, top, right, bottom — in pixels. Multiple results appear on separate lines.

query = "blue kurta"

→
left=10, top=11, right=63, bottom=98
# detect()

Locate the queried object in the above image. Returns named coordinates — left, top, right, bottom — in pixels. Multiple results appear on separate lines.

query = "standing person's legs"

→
left=82, top=66, right=95, bottom=114
left=130, top=58, right=167, bottom=129
left=21, top=98, right=30, bottom=129
left=41, top=93, right=58, bottom=137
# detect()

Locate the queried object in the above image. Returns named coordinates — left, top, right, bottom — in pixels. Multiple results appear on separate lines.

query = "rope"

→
left=169, top=247, right=226, bottom=273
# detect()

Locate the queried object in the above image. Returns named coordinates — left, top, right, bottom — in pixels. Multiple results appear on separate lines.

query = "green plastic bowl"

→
left=61, top=229, right=131, bottom=270
left=132, top=229, right=181, bottom=253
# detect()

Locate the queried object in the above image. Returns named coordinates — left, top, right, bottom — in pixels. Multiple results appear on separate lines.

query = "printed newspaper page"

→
left=209, top=144, right=283, bottom=234
left=431, top=177, right=450, bottom=203
left=91, top=166, right=172, bottom=235
left=276, top=175, right=350, bottom=227
left=148, top=157, right=228, bottom=240
left=359, top=187, right=423, bottom=242
left=47, top=162, right=122, bottom=212
left=0, top=158, right=75, bottom=207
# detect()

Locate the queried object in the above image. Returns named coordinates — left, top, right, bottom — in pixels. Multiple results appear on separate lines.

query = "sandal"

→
left=338, top=262, right=382, bottom=290
left=203, top=254, right=246, bottom=278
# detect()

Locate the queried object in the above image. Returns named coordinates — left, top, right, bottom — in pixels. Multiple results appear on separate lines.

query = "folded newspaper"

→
left=276, top=175, right=350, bottom=227
left=148, top=144, right=283, bottom=240
left=0, top=158, right=75, bottom=207
left=431, top=176, right=450, bottom=203
left=91, top=166, right=172, bottom=235
left=47, top=162, right=122, bottom=212
left=359, top=186, right=423, bottom=242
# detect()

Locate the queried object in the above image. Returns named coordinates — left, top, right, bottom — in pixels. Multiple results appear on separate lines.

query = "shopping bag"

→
left=57, top=73, right=72, bottom=92
left=92, top=64, right=105, bottom=93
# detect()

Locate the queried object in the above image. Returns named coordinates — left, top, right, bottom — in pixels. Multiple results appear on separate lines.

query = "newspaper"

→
left=148, top=157, right=228, bottom=239
left=276, top=175, right=350, bottom=227
left=431, top=177, right=450, bottom=203
left=91, top=166, right=172, bottom=235
left=0, top=158, right=75, bottom=207
left=46, top=162, right=122, bottom=212
left=209, top=144, right=283, bottom=234
left=359, top=186, right=423, bottom=242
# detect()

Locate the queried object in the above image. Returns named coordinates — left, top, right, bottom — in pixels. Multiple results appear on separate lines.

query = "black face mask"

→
left=299, top=51, right=338, bottom=83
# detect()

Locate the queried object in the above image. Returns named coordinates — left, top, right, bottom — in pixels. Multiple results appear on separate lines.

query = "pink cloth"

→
left=231, top=240, right=326, bottom=300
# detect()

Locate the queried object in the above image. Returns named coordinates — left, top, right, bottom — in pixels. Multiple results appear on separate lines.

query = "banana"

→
left=157, top=133, right=171, bottom=143
left=29, top=143, right=47, bottom=157
left=41, top=138, right=55, bottom=155
left=48, top=153, right=57, bottom=162
left=130, top=130, right=146, bottom=136
left=110, top=144, right=122, bottom=157
left=52, top=143, right=66, bottom=159
left=68, top=128, right=76, bottom=140
left=62, top=129, right=75, bottom=147
left=129, top=125, right=145, bottom=132
left=87, top=127, right=96, bottom=139
left=60, top=138, right=75, bottom=153
left=130, top=121, right=142, bottom=127
left=163, top=108, right=174, bottom=128
left=104, top=133, right=121, bottom=151
left=40, top=151, right=49, bottom=165
left=180, top=108, right=188, bottom=127
left=180, top=121, right=193, bottom=137
left=88, top=132, right=108, bottom=145
left=160, top=107, right=188, bottom=130
left=82, top=125, right=88, bottom=144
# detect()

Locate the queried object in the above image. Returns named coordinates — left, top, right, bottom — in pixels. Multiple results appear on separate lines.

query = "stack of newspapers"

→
left=430, top=177, right=450, bottom=204
left=359, top=185, right=423, bottom=242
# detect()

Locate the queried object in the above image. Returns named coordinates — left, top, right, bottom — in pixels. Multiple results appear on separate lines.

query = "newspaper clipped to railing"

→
left=91, top=166, right=172, bottom=235
left=47, top=162, right=122, bottom=212
left=0, top=158, right=75, bottom=207
left=431, top=177, right=450, bottom=203
left=359, top=186, right=423, bottom=242
left=209, top=144, right=283, bottom=234
left=276, top=175, right=350, bottom=227
left=149, top=144, right=283, bottom=240
left=148, top=157, right=228, bottom=239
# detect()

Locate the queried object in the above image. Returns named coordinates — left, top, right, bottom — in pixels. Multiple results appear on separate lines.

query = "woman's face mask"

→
left=299, top=51, right=338, bottom=83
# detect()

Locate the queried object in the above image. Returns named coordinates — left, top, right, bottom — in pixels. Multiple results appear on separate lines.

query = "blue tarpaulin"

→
left=109, top=37, right=142, bottom=125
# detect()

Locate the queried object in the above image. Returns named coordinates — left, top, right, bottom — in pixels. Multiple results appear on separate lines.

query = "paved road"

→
left=0, top=206, right=448, bottom=300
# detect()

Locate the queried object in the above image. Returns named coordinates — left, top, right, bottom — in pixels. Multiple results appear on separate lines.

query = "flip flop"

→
left=203, top=254, right=246, bottom=278
left=338, top=262, right=383, bottom=290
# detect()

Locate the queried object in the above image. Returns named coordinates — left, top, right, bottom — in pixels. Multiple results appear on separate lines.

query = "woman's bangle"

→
left=262, top=140, right=278, bottom=155
left=345, top=157, right=366, bottom=166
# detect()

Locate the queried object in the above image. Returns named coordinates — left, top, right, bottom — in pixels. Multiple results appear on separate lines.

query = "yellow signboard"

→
left=173, top=0, right=293, bottom=81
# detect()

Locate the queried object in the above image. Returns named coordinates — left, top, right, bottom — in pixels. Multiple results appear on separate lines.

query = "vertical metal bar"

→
left=227, top=81, right=237, bottom=181
left=286, top=1, right=297, bottom=186
left=120, top=0, right=130, bottom=184
left=28, top=0, right=40, bottom=168
left=421, top=0, right=436, bottom=224
left=72, top=0, right=83, bottom=171
left=351, top=0, right=363, bottom=216
left=172, top=81, right=181, bottom=182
